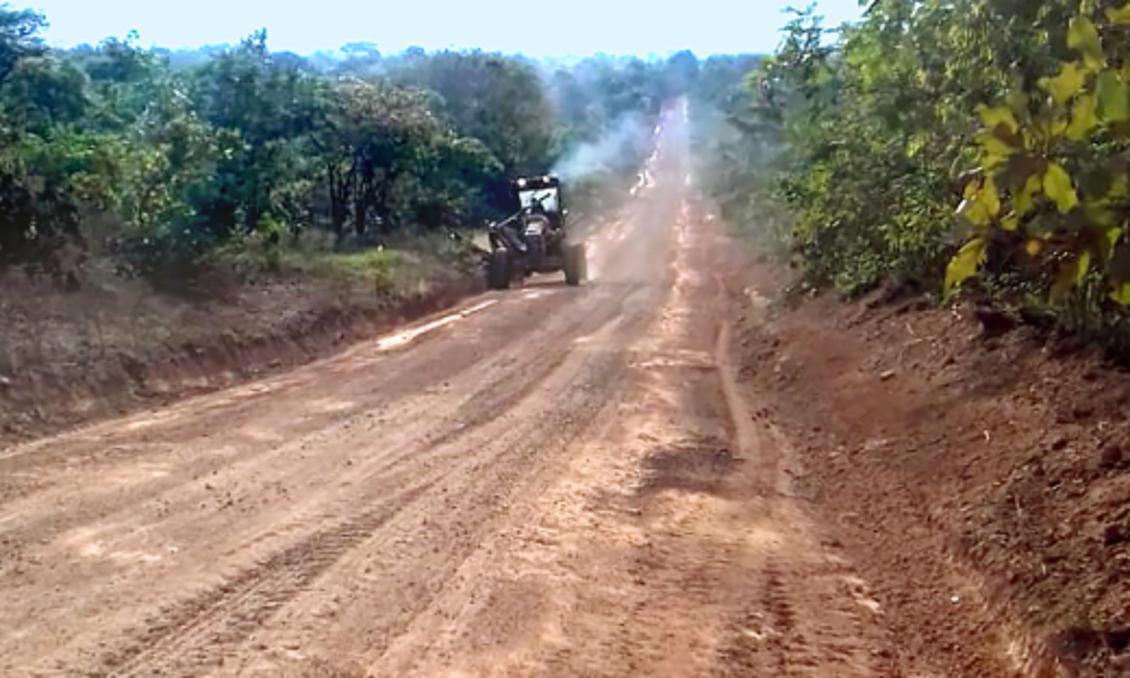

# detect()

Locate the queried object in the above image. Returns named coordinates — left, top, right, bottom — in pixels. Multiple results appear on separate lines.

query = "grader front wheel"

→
left=564, top=242, right=587, bottom=287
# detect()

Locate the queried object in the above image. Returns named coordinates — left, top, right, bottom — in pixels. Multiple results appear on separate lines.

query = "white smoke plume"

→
left=551, top=114, right=650, bottom=183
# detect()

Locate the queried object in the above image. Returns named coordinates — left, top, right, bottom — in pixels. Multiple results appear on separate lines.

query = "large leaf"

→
left=974, top=130, right=1018, bottom=168
left=1067, top=92, right=1099, bottom=140
left=1077, top=250, right=1093, bottom=284
left=1015, top=174, right=1043, bottom=215
left=1097, top=72, right=1130, bottom=122
left=1099, top=227, right=1123, bottom=262
left=1111, top=282, right=1130, bottom=305
left=1084, top=202, right=1116, bottom=227
left=956, top=178, right=999, bottom=227
left=1040, top=62, right=1087, bottom=104
left=976, top=104, right=1019, bottom=134
left=1044, top=163, right=1080, bottom=213
left=1067, top=16, right=1105, bottom=71
left=945, top=237, right=987, bottom=292
left=1107, top=3, right=1130, bottom=26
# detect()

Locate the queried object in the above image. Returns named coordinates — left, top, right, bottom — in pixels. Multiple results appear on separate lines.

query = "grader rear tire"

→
left=488, top=250, right=512, bottom=290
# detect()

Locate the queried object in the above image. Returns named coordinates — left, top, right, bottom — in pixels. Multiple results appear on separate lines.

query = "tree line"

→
left=0, top=3, right=698, bottom=282
left=703, top=0, right=1130, bottom=344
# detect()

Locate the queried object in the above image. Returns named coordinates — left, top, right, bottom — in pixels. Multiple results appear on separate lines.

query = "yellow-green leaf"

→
left=1001, top=213, right=1020, bottom=232
left=963, top=175, right=982, bottom=200
left=956, top=198, right=991, bottom=228
left=1085, top=202, right=1115, bottom=226
left=1040, top=62, right=1087, bottom=104
left=1110, top=227, right=1124, bottom=249
left=1030, top=117, right=1069, bottom=145
left=1006, top=90, right=1028, bottom=113
left=1067, top=92, right=1099, bottom=140
left=1044, top=163, right=1080, bottom=213
left=1097, top=72, right=1130, bottom=122
left=906, top=133, right=925, bottom=158
left=1101, top=227, right=1124, bottom=262
left=1016, top=174, right=1043, bottom=216
left=1049, top=118, right=1069, bottom=141
left=945, top=237, right=987, bottom=292
left=1077, top=250, right=1092, bottom=284
left=975, top=131, right=1017, bottom=168
left=1111, top=281, right=1130, bottom=304
left=1068, top=16, right=1105, bottom=71
left=1107, top=3, right=1130, bottom=26
left=1026, top=239, right=1044, bottom=256
left=956, top=178, right=1000, bottom=228
left=976, top=104, right=1019, bottom=134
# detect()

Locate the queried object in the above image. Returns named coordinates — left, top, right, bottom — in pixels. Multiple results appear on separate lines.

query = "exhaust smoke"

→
left=551, top=114, right=651, bottom=183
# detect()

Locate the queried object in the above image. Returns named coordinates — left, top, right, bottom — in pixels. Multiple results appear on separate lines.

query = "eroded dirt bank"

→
left=733, top=263, right=1130, bottom=676
left=0, top=243, right=483, bottom=447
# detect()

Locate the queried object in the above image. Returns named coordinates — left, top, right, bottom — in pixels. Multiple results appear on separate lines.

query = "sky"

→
left=23, top=0, right=863, bottom=57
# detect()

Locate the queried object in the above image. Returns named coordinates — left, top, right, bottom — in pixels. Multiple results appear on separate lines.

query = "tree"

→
left=335, top=42, right=382, bottom=77
left=0, top=5, right=97, bottom=273
left=0, top=4, right=44, bottom=84
left=391, top=51, right=554, bottom=176
left=663, top=50, right=700, bottom=100
left=189, top=30, right=320, bottom=235
left=0, top=8, right=673, bottom=279
left=316, top=79, right=499, bottom=238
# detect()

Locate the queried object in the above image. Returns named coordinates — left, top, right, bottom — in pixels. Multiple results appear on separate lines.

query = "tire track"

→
left=98, top=299, right=649, bottom=676
left=0, top=284, right=624, bottom=560
left=101, top=479, right=437, bottom=675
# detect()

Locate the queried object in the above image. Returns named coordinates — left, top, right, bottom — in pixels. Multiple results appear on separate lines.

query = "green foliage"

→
left=947, top=0, right=1130, bottom=315
left=0, top=5, right=676, bottom=283
left=701, top=0, right=1114, bottom=305
left=391, top=51, right=554, bottom=176
left=0, top=3, right=44, bottom=83
left=548, top=55, right=665, bottom=158
left=758, top=3, right=1004, bottom=294
left=317, top=77, right=501, bottom=238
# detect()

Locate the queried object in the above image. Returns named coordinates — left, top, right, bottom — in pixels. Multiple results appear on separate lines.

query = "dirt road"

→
left=0, top=105, right=895, bottom=676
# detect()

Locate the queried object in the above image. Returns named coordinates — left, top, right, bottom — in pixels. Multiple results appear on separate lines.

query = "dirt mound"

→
left=735, top=265, right=1130, bottom=676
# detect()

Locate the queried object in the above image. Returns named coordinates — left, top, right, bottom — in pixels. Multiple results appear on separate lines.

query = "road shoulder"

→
left=732, top=249, right=1130, bottom=676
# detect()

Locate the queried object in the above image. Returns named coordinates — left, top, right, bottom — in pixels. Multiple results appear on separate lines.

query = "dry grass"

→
left=0, top=231, right=483, bottom=438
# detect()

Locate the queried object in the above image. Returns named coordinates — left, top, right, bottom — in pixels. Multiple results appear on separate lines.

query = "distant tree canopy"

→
left=390, top=51, right=554, bottom=176
left=0, top=3, right=706, bottom=278
left=548, top=55, right=667, bottom=153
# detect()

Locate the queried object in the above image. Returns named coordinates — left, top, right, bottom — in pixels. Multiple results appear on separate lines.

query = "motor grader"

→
left=486, top=175, right=586, bottom=289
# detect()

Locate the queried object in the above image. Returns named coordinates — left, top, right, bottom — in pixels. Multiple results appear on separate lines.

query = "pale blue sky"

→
left=22, top=1, right=863, bottom=56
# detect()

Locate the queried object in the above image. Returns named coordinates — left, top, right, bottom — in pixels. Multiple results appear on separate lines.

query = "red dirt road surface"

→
left=0, top=105, right=1027, bottom=677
